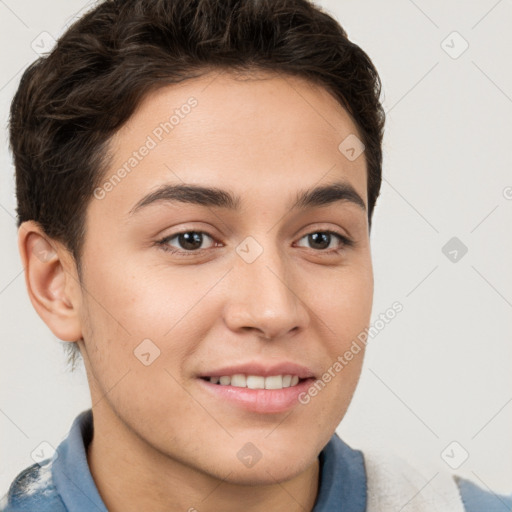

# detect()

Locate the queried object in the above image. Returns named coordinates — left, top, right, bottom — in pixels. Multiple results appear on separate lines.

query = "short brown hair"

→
left=9, top=0, right=385, bottom=368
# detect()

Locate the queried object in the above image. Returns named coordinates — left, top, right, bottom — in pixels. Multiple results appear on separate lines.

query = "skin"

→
left=18, top=70, right=374, bottom=512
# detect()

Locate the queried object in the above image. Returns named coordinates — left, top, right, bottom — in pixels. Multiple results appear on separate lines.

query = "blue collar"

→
left=52, top=409, right=107, bottom=512
left=313, top=431, right=366, bottom=511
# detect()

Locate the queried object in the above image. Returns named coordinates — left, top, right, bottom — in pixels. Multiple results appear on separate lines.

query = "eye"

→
left=157, top=231, right=217, bottom=254
left=295, top=231, right=353, bottom=253
left=156, top=229, right=354, bottom=257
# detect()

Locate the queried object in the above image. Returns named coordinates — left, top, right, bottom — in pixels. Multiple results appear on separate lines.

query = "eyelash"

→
left=155, top=229, right=354, bottom=257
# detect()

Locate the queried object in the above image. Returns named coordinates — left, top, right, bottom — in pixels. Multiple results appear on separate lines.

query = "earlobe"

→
left=18, top=221, right=83, bottom=343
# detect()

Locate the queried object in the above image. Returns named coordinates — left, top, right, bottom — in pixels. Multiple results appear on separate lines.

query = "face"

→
left=76, top=71, right=373, bottom=484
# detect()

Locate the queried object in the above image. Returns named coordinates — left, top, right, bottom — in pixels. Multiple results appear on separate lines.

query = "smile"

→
left=202, top=374, right=302, bottom=389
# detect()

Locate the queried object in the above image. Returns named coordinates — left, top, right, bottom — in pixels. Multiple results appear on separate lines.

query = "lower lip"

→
left=196, top=377, right=316, bottom=414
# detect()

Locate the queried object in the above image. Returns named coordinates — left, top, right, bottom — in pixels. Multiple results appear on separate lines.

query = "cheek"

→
left=79, top=259, right=221, bottom=386
left=305, top=262, right=372, bottom=401
left=84, top=258, right=202, bottom=335
left=78, top=262, right=200, bottom=421
left=309, top=261, right=374, bottom=345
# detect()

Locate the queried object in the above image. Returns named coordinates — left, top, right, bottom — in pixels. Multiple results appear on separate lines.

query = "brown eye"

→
left=296, top=231, right=353, bottom=252
left=158, top=231, right=216, bottom=253
left=307, top=232, right=331, bottom=250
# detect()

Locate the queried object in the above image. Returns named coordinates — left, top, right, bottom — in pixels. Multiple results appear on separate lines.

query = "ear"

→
left=18, top=220, right=83, bottom=343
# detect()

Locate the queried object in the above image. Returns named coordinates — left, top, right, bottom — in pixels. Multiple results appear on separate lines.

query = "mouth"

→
left=195, top=361, right=317, bottom=413
left=196, top=373, right=316, bottom=414
left=199, top=374, right=307, bottom=390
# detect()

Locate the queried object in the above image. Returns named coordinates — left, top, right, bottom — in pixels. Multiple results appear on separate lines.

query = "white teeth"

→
left=265, top=375, right=283, bottom=389
left=246, top=375, right=265, bottom=389
left=230, top=374, right=246, bottom=387
left=208, top=374, right=303, bottom=389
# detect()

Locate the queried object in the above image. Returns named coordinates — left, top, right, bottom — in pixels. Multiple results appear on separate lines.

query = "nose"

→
left=222, top=242, right=310, bottom=340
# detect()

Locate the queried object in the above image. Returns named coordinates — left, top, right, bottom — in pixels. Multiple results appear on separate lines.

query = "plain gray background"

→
left=1, top=0, right=511, bottom=497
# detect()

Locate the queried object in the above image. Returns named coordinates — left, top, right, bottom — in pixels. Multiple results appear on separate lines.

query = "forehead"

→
left=94, top=70, right=368, bottom=219
left=131, top=70, right=362, bottom=152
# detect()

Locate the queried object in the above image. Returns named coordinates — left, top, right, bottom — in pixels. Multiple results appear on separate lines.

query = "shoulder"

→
left=1, top=457, right=66, bottom=512
left=2, top=408, right=106, bottom=512
left=455, top=475, right=512, bottom=512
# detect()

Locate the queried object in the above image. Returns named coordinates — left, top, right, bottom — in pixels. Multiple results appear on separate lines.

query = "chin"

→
left=217, top=458, right=316, bottom=486
left=200, top=438, right=321, bottom=486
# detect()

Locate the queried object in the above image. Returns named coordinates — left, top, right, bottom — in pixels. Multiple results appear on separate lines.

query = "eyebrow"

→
left=128, top=180, right=366, bottom=216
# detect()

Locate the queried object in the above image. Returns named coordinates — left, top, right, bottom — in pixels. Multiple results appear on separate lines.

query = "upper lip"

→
left=197, top=361, right=316, bottom=379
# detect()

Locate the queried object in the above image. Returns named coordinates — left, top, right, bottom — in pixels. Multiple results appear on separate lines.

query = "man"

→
left=3, top=0, right=511, bottom=510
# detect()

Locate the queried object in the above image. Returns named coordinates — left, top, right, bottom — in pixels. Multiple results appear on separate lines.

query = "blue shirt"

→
left=2, top=409, right=511, bottom=511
